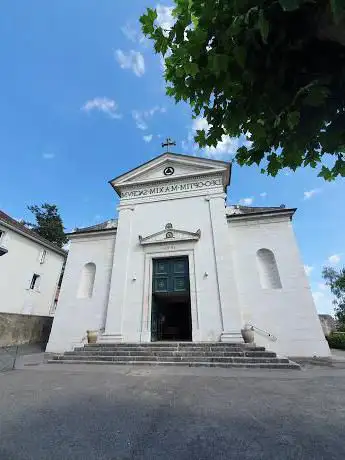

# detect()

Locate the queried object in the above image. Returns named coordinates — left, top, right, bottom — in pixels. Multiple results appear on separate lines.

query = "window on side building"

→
left=39, top=249, right=47, bottom=264
left=30, top=273, right=41, bottom=291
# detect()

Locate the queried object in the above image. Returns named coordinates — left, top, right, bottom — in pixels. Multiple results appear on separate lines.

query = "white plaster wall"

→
left=106, top=193, right=226, bottom=342
left=230, top=216, right=330, bottom=357
left=0, top=226, right=65, bottom=316
left=46, top=232, right=116, bottom=352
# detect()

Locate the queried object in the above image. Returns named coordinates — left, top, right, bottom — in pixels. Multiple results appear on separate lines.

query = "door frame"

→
left=151, top=255, right=191, bottom=342
left=140, top=247, right=199, bottom=342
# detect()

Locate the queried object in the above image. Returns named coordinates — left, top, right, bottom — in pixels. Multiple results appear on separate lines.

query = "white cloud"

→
left=160, top=55, right=166, bottom=71
left=206, top=137, right=243, bottom=156
left=42, top=153, right=55, bottom=160
left=312, top=291, right=324, bottom=302
left=63, top=241, right=71, bottom=251
left=183, top=116, right=252, bottom=159
left=132, top=106, right=166, bottom=131
left=303, top=188, right=321, bottom=200
left=312, top=289, right=334, bottom=314
left=132, top=111, right=148, bottom=130
left=318, top=282, right=327, bottom=291
left=304, top=265, right=314, bottom=276
left=328, top=254, right=341, bottom=265
left=156, top=4, right=175, bottom=31
left=143, top=134, right=153, bottom=143
left=81, top=97, right=122, bottom=119
left=260, top=192, right=267, bottom=198
left=115, top=50, right=145, bottom=77
left=239, top=197, right=254, bottom=206
left=192, top=117, right=209, bottom=132
left=121, top=23, right=145, bottom=44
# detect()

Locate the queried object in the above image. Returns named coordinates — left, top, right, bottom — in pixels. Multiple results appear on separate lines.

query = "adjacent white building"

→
left=47, top=153, right=330, bottom=358
left=0, top=210, right=66, bottom=317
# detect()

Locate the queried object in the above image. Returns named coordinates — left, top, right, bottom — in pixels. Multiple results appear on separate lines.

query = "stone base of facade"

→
left=97, top=333, right=123, bottom=344
left=220, top=331, right=244, bottom=343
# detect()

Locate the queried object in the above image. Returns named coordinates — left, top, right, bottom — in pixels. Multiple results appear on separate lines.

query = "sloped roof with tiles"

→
left=70, top=219, right=118, bottom=236
left=226, top=205, right=296, bottom=219
left=0, top=210, right=67, bottom=256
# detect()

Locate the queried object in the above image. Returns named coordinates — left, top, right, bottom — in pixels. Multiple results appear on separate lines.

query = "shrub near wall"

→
left=326, top=332, right=345, bottom=350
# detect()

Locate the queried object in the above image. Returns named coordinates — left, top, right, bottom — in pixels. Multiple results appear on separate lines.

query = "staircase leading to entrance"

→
left=48, top=342, right=300, bottom=369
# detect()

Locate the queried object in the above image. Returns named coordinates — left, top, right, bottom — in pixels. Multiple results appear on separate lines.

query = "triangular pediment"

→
left=139, top=223, right=201, bottom=246
left=109, top=153, right=230, bottom=195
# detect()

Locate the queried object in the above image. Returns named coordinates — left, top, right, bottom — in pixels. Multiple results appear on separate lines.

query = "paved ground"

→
left=0, top=344, right=44, bottom=372
left=1, top=363, right=345, bottom=460
left=331, top=348, right=345, bottom=361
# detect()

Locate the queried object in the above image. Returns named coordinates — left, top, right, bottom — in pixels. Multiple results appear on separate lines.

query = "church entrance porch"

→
left=151, top=257, right=192, bottom=342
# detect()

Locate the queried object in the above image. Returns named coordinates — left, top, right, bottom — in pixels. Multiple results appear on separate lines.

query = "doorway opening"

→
left=151, top=256, right=192, bottom=342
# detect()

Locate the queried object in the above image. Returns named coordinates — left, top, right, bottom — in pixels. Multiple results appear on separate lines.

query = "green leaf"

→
left=318, top=165, right=334, bottom=181
left=140, top=8, right=157, bottom=35
left=258, top=10, right=269, bottom=43
left=304, top=86, right=330, bottom=107
left=287, top=111, right=300, bottom=129
left=233, top=47, right=246, bottom=68
left=333, top=157, right=345, bottom=176
left=210, top=54, right=229, bottom=76
left=253, top=124, right=266, bottom=139
left=266, top=153, right=282, bottom=176
left=154, top=28, right=169, bottom=55
left=195, top=129, right=207, bottom=146
left=176, top=66, right=185, bottom=77
left=141, top=0, right=344, bottom=180
left=245, top=7, right=259, bottom=24
left=330, top=0, right=345, bottom=21
left=274, top=114, right=282, bottom=128
left=184, top=62, right=199, bottom=76
left=278, top=0, right=303, bottom=11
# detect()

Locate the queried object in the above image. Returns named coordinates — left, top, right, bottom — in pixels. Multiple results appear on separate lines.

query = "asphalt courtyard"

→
left=1, top=363, right=345, bottom=460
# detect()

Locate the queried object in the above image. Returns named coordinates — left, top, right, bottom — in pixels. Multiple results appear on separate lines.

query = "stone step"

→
left=66, top=350, right=277, bottom=358
left=52, top=355, right=290, bottom=364
left=78, top=346, right=266, bottom=353
left=47, top=359, right=300, bottom=369
left=85, top=342, right=251, bottom=349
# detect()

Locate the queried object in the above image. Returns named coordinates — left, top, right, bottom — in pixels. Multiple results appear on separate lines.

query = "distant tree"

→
left=322, top=266, right=345, bottom=330
left=141, top=0, right=345, bottom=179
left=26, top=203, right=68, bottom=248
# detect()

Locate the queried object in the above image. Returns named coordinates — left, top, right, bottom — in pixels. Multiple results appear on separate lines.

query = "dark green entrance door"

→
left=151, top=257, right=192, bottom=341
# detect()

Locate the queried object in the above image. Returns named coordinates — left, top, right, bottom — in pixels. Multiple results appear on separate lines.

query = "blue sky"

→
left=0, top=1, right=343, bottom=314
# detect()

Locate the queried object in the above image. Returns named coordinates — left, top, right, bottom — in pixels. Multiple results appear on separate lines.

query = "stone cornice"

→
left=228, top=210, right=295, bottom=226
left=68, top=228, right=117, bottom=239
left=119, top=174, right=224, bottom=203
left=118, top=169, right=224, bottom=190
left=139, top=224, right=201, bottom=246
left=120, top=172, right=223, bottom=192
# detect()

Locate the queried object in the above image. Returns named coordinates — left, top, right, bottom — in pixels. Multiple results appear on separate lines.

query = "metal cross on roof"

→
left=161, top=137, right=176, bottom=152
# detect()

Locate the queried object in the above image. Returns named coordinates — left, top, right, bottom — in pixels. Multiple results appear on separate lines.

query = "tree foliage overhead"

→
left=323, top=266, right=345, bottom=330
left=141, top=0, right=345, bottom=179
left=26, top=203, right=68, bottom=248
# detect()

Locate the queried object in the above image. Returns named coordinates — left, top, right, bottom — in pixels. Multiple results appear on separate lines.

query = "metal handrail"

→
left=247, top=323, right=277, bottom=342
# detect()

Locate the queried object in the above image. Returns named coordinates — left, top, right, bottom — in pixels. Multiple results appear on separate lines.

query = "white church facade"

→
left=47, top=152, right=330, bottom=358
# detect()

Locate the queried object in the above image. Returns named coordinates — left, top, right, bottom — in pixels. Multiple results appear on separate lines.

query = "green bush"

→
left=326, top=332, right=345, bottom=350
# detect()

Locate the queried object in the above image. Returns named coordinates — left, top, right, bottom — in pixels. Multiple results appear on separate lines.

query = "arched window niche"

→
left=256, top=249, right=282, bottom=289
left=77, top=262, right=96, bottom=298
